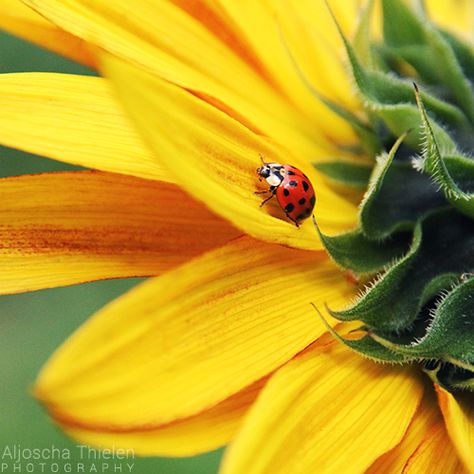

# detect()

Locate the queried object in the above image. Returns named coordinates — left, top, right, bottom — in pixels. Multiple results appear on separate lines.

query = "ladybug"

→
left=256, top=156, right=316, bottom=227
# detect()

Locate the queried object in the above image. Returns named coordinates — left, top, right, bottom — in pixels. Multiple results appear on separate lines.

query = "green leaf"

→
left=313, top=161, right=372, bottom=188
left=316, top=226, right=410, bottom=274
left=360, top=134, right=447, bottom=239
left=329, top=209, right=474, bottom=332
left=415, top=86, right=474, bottom=218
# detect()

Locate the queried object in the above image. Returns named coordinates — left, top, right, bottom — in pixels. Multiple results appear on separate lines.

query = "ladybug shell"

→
left=276, top=165, right=316, bottom=223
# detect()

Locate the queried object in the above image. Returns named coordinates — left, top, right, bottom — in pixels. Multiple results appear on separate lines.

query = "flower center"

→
left=316, top=0, right=474, bottom=392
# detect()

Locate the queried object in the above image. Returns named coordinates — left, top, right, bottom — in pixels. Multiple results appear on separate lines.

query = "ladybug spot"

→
left=310, top=195, right=316, bottom=206
left=286, top=170, right=295, bottom=175
left=302, top=181, right=309, bottom=192
left=296, top=213, right=306, bottom=221
left=285, top=203, right=295, bottom=213
left=298, top=197, right=306, bottom=205
left=289, top=180, right=298, bottom=187
left=283, top=188, right=290, bottom=197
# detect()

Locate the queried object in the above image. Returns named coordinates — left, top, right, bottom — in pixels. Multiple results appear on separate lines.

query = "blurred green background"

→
left=0, top=31, right=222, bottom=473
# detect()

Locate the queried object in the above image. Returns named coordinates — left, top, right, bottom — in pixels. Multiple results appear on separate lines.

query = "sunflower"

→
left=1, top=0, right=474, bottom=472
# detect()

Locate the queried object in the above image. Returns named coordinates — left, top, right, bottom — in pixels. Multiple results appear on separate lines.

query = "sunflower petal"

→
left=402, top=424, right=468, bottom=474
left=366, top=393, right=442, bottom=473
left=35, top=238, right=354, bottom=428
left=263, top=0, right=361, bottom=111
left=436, top=386, right=474, bottom=473
left=423, top=0, right=474, bottom=39
left=0, top=0, right=95, bottom=67
left=0, top=73, right=172, bottom=182
left=0, top=171, right=238, bottom=294
left=22, top=0, right=352, bottom=157
left=61, top=378, right=266, bottom=457
left=221, top=343, right=423, bottom=474
left=100, top=54, right=357, bottom=250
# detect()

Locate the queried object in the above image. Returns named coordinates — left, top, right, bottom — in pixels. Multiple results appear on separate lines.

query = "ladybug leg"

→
left=259, top=186, right=277, bottom=207
left=254, top=190, right=270, bottom=195
left=286, top=214, right=300, bottom=228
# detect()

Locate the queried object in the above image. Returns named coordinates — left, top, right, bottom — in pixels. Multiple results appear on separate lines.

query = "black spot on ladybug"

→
left=285, top=203, right=295, bottom=213
left=298, top=197, right=306, bottom=205
left=289, top=180, right=298, bottom=187
left=302, top=181, right=309, bottom=192
left=310, top=195, right=316, bottom=206
left=296, top=213, right=306, bottom=221
left=283, top=188, right=290, bottom=197
left=304, top=208, right=312, bottom=216
left=286, top=170, right=295, bottom=175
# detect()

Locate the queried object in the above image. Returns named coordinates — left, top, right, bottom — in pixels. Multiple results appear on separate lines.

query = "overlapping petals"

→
left=437, top=387, right=474, bottom=473
left=35, top=238, right=354, bottom=434
left=62, top=378, right=267, bottom=457
left=100, top=54, right=358, bottom=250
left=0, top=73, right=172, bottom=182
left=403, top=424, right=468, bottom=474
left=221, top=342, right=423, bottom=474
left=0, top=171, right=238, bottom=293
left=0, top=0, right=95, bottom=67
left=22, top=0, right=357, bottom=157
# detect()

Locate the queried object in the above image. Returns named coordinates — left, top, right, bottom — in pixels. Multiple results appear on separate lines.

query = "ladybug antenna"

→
left=258, top=153, right=266, bottom=165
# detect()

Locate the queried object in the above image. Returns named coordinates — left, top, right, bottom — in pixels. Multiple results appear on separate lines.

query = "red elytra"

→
left=256, top=160, right=316, bottom=227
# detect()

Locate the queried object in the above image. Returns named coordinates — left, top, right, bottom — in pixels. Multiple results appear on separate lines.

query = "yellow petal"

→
left=35, top=238, right=355, bottom=428
left=0, top=73, right=172, bottom=182
left=0, top=0, right=95, bottom=67
left=424, top=0, right=474, bottom=40
left=22, top=0, right=354, bottom=158
left=221, top=343, right=424, bottom=474
left=0, top=171, right=238, bottom=294
left=436, top=386, right=474, bottom=473
left=366, top=391, right=442, bottom=473
left=193, top=0, right=358, bottom=146
left=101, top=54, right=358, bottom=250
left=61, top=378, right=267, bottom=457
left=237, top=0, right=361, bottom=113
left=403, top=423, right=468, bottom=474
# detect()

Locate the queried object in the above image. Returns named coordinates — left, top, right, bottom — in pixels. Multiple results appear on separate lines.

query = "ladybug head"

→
left=256, top=162, right=285, bottom=186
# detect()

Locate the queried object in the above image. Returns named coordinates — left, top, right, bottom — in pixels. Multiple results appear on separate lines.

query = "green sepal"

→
left=313, top=161, right=372, bottom=189
left=423, top=363, right=474, bottom=391
left=328, top=2, right=463, bottom=151
left=329, top=209, right=474, bottom=332
left=338, top=334, right=416, bottom=364
left=366, top=278, right=474, bottom=368
left=424, top=24, right=474, bottom=124
left=360, top=134, right=447, bottom=239
left=382, top=0, right=425, bottom=48
left=441, top=29, right=474, bottom=83
left=316, top=225, right=410, bottom=274
left=381, top=0, right=474, bottom=123
left=415, top=86, right=474, bottom=218
left=312, top=304, right=413, bottom=364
